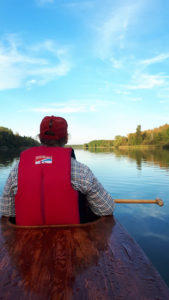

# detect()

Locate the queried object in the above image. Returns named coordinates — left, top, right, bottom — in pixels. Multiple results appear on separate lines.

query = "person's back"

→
left=0, top=116, right=115, bottom=225
left=15, top=146, right=80, bottom=226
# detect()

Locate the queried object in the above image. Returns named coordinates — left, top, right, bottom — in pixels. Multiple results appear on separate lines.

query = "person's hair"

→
left=39, top=133, right=68, bottom=147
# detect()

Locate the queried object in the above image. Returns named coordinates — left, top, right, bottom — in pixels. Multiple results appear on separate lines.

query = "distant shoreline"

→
left=70, top=144, right=166, bottom=150
left=0, top=144, right=167, bottom=151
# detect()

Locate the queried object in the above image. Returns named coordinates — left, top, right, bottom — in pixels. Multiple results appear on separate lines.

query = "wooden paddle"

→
left=114, top=198, right=164, bottom=206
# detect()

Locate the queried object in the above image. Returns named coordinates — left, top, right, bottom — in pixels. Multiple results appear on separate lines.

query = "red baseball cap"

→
left=40, top=116, right=68, bottom=140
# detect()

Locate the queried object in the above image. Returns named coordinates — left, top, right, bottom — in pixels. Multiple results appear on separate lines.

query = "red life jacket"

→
left=15, top=146, right=80, bottom=226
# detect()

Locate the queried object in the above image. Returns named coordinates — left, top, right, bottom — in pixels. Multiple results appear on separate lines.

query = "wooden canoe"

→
left=0, top=215, right=169, bottom=300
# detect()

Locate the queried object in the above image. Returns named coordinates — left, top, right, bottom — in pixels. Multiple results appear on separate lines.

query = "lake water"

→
left=0, top=148, right=169, bottom=287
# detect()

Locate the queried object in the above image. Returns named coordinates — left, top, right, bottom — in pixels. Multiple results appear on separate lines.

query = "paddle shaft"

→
left=114, top=198, right=164, bottom=206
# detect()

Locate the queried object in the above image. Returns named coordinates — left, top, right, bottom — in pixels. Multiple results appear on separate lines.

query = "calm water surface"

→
left=0, top=148, right=169, bottom=286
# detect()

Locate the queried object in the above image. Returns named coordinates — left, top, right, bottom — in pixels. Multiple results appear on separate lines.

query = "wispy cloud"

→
left=110, top=57, right=123, bottom=69
left=159, top=99, right=169, bottom=104
left=126, top=73, right=167, bottom=90
left=128, top=97, right=142, bottom=102
left=92, top=0, right=144, bottom=59
left=0, top=35, right=72, bottom=90
left=157, top=88, right=169, bottom=102
left=115, top=90, right=130, bottom=95
left=140, top=53, right=169, bottom=66
left=32, top=107, right=85, bottom=113
left=28, top=100, right=108, bottom=114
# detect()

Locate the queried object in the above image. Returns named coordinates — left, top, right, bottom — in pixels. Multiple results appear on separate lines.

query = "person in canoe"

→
left=0, top=116, right=115, bottom=226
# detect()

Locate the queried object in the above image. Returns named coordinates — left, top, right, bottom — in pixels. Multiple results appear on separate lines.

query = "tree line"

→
left=84, top=124, right=169, bottom=149
left=0, top=127, right=39, bottom=149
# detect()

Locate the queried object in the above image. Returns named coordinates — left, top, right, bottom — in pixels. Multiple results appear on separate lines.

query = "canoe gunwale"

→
left=5, top=214, right=107, bottom=229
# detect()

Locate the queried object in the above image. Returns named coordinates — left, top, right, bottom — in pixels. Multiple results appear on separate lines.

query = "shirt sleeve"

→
left=71, top=158, right=115, bottom=216
left=0, top=162, right=19, bottom=217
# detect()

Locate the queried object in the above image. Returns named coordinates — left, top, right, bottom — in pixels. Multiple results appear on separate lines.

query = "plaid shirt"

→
left=0, top=158, right=115, bottom=217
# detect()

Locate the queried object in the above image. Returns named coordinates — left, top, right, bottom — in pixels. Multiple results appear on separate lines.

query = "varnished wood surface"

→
left=0, top=215, right=169, bottom=300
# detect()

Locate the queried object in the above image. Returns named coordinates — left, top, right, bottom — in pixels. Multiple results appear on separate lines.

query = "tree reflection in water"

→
left=85, top=147, right=169, bottom=171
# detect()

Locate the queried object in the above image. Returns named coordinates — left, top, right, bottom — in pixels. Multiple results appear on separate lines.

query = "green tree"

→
left=136, top=125, right=142, bottom=145
left=114, top=135, right=127, bottom=147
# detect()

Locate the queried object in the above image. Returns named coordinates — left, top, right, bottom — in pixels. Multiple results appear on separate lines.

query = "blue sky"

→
left=1, top=0, right=169, bottom=143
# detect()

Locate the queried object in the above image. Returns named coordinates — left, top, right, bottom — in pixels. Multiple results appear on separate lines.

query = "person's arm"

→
left=0, top=162, right=19, bottom=217
left=71, top=159, right=115, bottom=216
